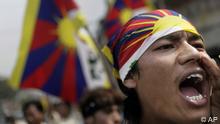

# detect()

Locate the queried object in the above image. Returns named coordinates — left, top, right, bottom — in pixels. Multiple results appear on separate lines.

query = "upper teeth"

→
left=186, top=73, right=203, bottom=83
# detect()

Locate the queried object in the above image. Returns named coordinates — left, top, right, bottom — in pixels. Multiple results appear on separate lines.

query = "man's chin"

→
left=172, top=97, right=210, bottom=124
left=178, top=109, right=210, bottom=124
left=173, top=116, right=207, bottom=124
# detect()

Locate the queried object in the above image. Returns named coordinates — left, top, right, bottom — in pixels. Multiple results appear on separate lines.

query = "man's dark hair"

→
left=122, top=61, right=140, bottom=95
left=122, top=63, right=142, bottom=124
left=22, top=100, right=44, bottom=116
left=5, top=116, right=15, bottom=124
left=79, top=88, right=123, bottom=118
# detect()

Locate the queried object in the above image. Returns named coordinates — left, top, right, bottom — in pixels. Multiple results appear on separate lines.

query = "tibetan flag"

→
left=9, top=0, right=110, bottom=103
left=104, top=0, right=154, bottom=40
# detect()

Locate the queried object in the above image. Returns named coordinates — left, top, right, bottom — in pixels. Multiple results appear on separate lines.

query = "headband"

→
left=103, top=9, right=201, bottom=81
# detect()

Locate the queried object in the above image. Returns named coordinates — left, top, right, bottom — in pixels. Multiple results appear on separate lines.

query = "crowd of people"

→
left=3, top=9, right=220, bottom=124
left=3, top=88, right=124, bottom=124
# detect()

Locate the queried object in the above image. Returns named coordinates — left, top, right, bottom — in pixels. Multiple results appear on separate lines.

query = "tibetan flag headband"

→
left=103, top=9, right=201, bottom=82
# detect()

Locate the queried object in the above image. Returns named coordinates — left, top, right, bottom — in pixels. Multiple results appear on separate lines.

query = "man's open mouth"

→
left=179, top=72, right=208, bottom=106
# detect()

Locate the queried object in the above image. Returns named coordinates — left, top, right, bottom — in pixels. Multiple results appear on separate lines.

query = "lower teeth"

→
left=186, top=94, right=203, bottom=102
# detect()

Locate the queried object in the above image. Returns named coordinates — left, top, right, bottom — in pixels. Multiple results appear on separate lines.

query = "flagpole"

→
left=84, top=26, right=119, bottom=90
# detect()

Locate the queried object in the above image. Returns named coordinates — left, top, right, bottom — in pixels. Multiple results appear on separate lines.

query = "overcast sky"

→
left=0, top=0, right=107, bottom=77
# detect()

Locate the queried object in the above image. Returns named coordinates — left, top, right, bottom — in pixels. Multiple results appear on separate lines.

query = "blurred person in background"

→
left=103, top=9, right=220, bottom=124
left=49, top=101, right=80, bottom=124
left=21, top=100, right=46, bottom=124
left=54, top=102, right=71, bottom=120
left=2, top=100, right=16, bottom=124
left=79, top=88, right=123, bottom=124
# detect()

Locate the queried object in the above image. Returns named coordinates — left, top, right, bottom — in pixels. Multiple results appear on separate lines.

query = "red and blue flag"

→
left=104, top=0, right=153, bottom=40
left=10, top=0, right=110, bottom=103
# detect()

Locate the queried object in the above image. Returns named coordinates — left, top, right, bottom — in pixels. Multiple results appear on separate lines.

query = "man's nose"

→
left=177, top=41, right=201, bottom=65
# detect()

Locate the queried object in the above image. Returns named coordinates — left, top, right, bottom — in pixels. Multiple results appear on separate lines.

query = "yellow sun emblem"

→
left=119, top=8, right=132, bottom=25
left=57, top=17, right=76, bottom=49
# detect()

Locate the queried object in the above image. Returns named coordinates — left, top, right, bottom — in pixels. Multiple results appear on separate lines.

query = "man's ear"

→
left=124, top=79, right=137, bottom=88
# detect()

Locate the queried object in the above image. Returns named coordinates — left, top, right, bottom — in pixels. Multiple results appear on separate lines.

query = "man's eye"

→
left=193, top=44, right=205, bottom=51
left=155, top=44, right=174, bottom=50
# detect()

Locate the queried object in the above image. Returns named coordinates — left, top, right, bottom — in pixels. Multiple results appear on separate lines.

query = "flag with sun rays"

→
left=9, top=0, right=111, bottom=103
left=104, top=0, right=154, bottom=40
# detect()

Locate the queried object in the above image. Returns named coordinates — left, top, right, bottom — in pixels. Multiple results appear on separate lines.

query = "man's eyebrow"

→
left=187, top=34, right=201, bottom=42
left=161, top=33, right=182, bottom=41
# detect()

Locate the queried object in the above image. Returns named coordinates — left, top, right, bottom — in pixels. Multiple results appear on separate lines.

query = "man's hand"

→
left=201, top=52, right=220, bottom=123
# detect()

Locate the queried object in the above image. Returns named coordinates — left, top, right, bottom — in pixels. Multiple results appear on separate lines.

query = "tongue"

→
left=180, top=87, right=200, bottom=97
